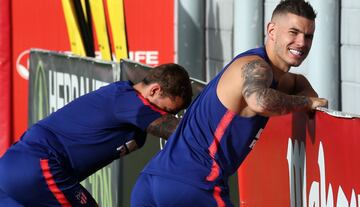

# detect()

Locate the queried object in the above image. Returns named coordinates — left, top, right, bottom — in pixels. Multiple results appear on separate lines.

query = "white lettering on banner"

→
left=129, top=51, right=159, bottom=65
left=79, top=75, right=90, bottom=97
left=48, top=70, right=108, bottom=112
left=287, top=138, right=360, bottom=207
left=287, top=138, right=307, bottom=207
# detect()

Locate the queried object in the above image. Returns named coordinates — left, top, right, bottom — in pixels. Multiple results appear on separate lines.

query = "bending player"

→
left=131, top=0, right=328, bottom=206
left=0, top=63, right=193, bottom=206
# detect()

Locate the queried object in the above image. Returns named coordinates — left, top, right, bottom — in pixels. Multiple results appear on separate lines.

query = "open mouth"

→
left=289, top=48, right=304, bottom=57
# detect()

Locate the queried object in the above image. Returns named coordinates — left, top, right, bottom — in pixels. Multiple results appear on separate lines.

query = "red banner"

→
left=10, top=0, right=174, bottom=144
left=238, top=110, right=360, bottom=206
left=124, top=0, right=174, bottom=65
left=0, top=0, right=12, bottom=156
left=11, top=0, right=69, bottom=140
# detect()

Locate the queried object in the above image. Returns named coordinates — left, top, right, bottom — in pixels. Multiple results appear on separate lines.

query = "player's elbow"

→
left=245, top=95, right=269, bottom=114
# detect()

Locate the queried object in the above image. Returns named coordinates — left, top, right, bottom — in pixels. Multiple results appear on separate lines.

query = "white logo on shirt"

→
left=249, top=128, right=263, bottom=149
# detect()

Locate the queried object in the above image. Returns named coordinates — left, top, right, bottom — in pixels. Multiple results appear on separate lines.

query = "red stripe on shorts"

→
left=213, top=186, right=226, bottom=207
left=40, top=159, right=71, bottom=207
left=206, top=110, right=235, bottom=181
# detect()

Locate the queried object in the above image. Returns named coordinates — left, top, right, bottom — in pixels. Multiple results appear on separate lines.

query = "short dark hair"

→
left=143, top=63, right=193, bottom=109
left=272, top=0, right=317, bottom=20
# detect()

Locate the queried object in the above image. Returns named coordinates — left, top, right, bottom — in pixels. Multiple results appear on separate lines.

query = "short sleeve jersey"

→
left=143, top=47, right=277, bottom=190
left=30, top=81, right=165, bottom=180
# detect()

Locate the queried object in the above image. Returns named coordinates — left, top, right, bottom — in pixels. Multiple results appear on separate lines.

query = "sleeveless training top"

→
left=143, top=47, right=277, bottom=190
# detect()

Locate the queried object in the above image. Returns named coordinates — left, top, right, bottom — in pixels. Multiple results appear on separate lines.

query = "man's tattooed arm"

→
left=146, top=114, right=180, bottom=140
left=241, top=59, right=312, bottom=115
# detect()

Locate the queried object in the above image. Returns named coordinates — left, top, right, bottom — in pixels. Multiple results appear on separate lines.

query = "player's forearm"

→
left=146, top=114, right=180, bottom=139
left=252, top=88, right=312, bottom=116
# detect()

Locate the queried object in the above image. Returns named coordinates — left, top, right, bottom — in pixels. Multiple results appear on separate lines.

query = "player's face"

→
left=272, top=13, right=315, bottom=67
left=152, top=95, right=184, bottom=114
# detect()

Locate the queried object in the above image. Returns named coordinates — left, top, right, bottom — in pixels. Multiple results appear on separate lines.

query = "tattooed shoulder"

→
left=241, top=59, right=273, bottom=98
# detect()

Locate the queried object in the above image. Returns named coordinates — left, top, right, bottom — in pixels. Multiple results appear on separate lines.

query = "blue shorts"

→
left=131, top=173, right=234, bottom=207
left=0, top=141, right=98, bottom=207
left=0, top=187, right=23, bottom=207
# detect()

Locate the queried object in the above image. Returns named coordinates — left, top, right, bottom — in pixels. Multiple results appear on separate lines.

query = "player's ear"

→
left=149, top=83, right=162, bottom=97
left=267, top=22, right=276, bottom=40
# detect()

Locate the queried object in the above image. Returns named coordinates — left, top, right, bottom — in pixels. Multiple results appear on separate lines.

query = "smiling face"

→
left=266, top=13, right=315, bottom=71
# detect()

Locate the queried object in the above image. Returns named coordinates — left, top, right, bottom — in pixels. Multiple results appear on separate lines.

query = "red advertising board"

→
left=124, top=0, right=174, bottom=65
left=0, top=0, right=12, bottom=156
left=9, top=0, right=174, bottom=145
left=11, top=0, right=69, bottom=141
left=238, top=110, right=360, bottom=206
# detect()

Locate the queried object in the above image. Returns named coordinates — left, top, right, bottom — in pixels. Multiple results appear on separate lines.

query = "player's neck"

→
left=133, top=82, right=147, bottom=97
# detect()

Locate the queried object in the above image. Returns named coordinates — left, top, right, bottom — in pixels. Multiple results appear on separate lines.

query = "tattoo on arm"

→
left=146, top=114, right=180, bottom=139
left=255, top=89, right=311, bottom=114
left=242, top=60, right=273, bottom=98
left=242, top=60, right=311, bottom=115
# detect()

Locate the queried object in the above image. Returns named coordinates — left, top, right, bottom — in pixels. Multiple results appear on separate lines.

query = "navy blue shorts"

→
left=0, top=187, right=23, bottom=207
left=131, top=173, right=234, bottom=207
left=0, top=141, right=98, bottom=207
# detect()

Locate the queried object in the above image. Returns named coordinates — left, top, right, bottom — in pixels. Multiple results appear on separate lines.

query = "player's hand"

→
left=309, top=97, right=328, bottom=110
left=306, top=97, right=327, bottom=119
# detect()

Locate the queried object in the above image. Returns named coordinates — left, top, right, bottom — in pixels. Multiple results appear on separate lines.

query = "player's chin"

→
left=290, top=61, right=303, bottom=67
left=288, top=57, right=305, bottom=67
left=287, top=52, right=308, bottom=67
